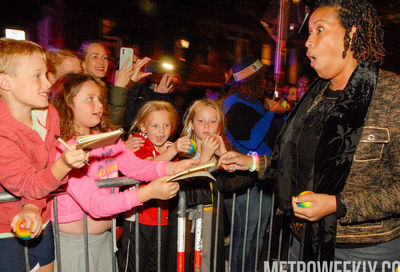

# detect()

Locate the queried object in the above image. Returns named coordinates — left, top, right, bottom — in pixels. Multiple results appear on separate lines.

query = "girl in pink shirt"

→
left=51, top=73, right=197, bottom=272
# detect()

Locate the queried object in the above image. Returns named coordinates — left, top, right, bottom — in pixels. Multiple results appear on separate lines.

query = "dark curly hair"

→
left=226, top=68, right=266, bottom=103
left=315, top=0, right=385, bottom=64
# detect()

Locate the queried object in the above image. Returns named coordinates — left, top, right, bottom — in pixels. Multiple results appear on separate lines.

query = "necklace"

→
left=305, top=83, right=330, bottom=115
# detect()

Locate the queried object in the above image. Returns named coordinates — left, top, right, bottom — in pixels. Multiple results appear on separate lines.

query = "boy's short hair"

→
left=0, top=38, right=46, bottom=76
left=46, top=48, right=80, bottom=74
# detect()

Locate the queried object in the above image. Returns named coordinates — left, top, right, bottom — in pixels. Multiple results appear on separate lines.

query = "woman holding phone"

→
left=78, top=41, right=151, bottom=126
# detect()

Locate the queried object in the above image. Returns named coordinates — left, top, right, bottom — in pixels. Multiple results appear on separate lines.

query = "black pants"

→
left=117, top=221, right=168, bottom=272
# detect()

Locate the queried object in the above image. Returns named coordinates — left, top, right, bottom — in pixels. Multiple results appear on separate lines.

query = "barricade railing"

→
left=0, top=178, right=290, bottom=272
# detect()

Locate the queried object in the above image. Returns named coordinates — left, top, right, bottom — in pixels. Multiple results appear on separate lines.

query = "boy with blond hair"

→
left=0, top=38, right=88, bottom=272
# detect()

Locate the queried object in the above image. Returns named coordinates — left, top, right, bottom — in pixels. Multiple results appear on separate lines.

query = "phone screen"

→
left=119, top=47, right=133, bottom=70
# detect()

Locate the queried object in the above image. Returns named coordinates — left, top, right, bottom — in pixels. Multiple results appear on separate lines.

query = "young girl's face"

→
left=140, top=110, right=172, bottom=147
left=71, top=80, right=103, bottom=135
left=190, top=105, right=219, bottom=141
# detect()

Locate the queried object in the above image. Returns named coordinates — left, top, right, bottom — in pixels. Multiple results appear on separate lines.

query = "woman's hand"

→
left=131, top=57, right=152, bottom=83
left=292, top=193, right=337, bottom=221
left=138, top=176, right=180, bottom=202
left=200, top=136, right=219, bottom=162
left=10, top=204, right=42, bottom=239
left=166, top=159, right=200, bottom=175
left=125, top=135, right=144, bottom=153
left=114, top=58, right=135, bottom=88
left=218, top=151, right=253, bottom=172
left=154, top=74, right=174, bottom=94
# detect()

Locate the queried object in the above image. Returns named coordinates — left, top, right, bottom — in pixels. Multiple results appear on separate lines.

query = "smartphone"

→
left=144, top=61, right=162, bottom=74
left=119, top=47, right=133, bottom=70
left=145, top=61, right=174, bottom=74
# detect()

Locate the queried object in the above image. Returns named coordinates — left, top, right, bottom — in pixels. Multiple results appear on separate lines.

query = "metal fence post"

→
left=157, top=201, right=162, bottom=272
left=255, top=188, right=264, bottom=272
left=53, top=196, right=62, bottom=272
left=176, top=191, right=187, bottom=272
left=228, top=192, right=236, bottom=270
left=110, top=187, right=117, bottom=272
left=212, top=191, right=221, bottom=272
left=83, top=213, right=89, bottom=272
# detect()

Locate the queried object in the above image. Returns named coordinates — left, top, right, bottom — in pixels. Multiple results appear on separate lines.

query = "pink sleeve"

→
left=65, top=169, right=143, bottom=218
left=116, top=141, right=168, bottom=181
left=0, top=137, right=62, bottom=200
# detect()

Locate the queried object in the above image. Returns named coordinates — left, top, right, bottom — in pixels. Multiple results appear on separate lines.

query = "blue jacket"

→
left=222, top=93, right=275, bottom=156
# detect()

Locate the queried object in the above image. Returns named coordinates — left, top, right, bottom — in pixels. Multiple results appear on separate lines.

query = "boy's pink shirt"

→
left=0, top=100, right=63, bottom=233
left=52, top=139, right=168, bottom=223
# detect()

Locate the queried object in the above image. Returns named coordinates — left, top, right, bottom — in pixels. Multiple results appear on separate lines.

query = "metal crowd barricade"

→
left=0, top=177, right=290, bottom=272
left=97, top=178, right=289, bottom=272
left=225, top=188, right=280, bottom=272
left=0, top=192, right=31, bottom=272
left=96, top=177, right=142, bottom=272
left=0, top=178, right=140, bottom=272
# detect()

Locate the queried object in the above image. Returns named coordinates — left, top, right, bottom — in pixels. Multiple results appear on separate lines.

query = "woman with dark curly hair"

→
left=219, top=0, right=400, bottom=268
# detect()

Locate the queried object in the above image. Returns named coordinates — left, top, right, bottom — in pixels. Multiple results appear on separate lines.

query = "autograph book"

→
left=76, top=128, right=124, bottom=150
left=165, top=157, right=217, bottom=182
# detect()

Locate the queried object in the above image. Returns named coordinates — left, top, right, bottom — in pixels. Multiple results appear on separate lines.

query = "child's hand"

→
left=166, top=159, right=200, bottom=175
left=173, top=136, right=193, bottom=153
left=200, top=136, right=219, bottom=162
left=61, top=146, right=90, bottom=169
left=125, top=135, right=144, bottom=153
left=138, top=176, right=180, bottom=202
left=10, top=204, right=42, bottom=238
left=213, top=135, right=227, bottom=157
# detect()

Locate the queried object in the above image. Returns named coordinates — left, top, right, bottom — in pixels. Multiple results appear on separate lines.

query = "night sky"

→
left=1, top=0, right=399, bottom=72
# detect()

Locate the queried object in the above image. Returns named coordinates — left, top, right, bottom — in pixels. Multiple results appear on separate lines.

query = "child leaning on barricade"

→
left=118, top=100, right=193, bottom=272
left=50, top=73, right=197, bottom=272
left=0, top=39, right=88, bottom=272
left=166, top=98, right=227, bottom=271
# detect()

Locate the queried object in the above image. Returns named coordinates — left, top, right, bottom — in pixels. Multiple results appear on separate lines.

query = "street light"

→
left=162, top=62, right=174, bottom=70
left=180, top=39, right=190, bottom=49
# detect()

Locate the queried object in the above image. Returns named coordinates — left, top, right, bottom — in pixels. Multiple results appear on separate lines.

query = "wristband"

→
left=247, top=151, right=258, bottom=172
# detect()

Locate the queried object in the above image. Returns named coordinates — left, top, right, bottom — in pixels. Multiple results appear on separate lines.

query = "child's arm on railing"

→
left=137, top=176, right=179, bottom=202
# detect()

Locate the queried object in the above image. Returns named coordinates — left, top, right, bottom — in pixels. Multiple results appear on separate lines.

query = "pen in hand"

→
left=54, top=135, right=90, bottom=166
